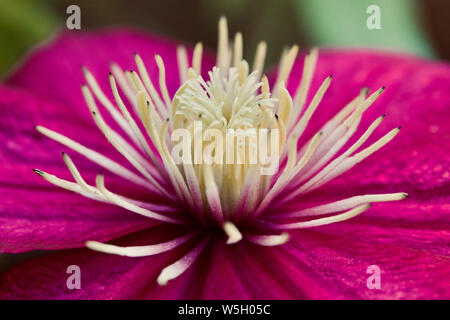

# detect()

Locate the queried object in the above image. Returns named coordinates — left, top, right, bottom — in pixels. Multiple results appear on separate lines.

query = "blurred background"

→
left=0, top=0, right=449, bottom=270
left=0, top=0, right=450, bottom=79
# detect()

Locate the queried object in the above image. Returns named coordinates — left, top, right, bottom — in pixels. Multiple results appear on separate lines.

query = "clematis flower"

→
left=1, top=17, right=450, bottom=299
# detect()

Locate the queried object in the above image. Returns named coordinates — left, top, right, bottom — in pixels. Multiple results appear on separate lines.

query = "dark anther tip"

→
left=33, top=169, right=44, bottom=176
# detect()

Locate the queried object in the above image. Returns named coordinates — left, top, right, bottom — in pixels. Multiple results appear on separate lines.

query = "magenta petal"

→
left=284, top=230, right=450, bottom=299
left=6, top=28, right=215, bottom=113
left=0, top=231, right=337, bottom=300
left=201, top=241, right=340, bottom=299
left=200, top=240, right=252, bottom=299
left=312, top=201, right=450, bottom=256
left=0, top=225, right=202, bottom=299
left=0, top=185, right=154, bottom=253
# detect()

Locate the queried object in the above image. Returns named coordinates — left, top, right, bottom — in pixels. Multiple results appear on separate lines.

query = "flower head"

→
left=30, top=17, right=406, bottom=286
left=1, top=16, right=450, bottom=300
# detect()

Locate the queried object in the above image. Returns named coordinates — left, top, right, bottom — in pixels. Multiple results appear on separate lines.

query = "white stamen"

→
left=223, top=221, right=243, bottom=244
left=110, top=62, right=137, bottom=110
left=233, top=32, right=243, bottom=67
left=192, top=42, right=203, bottom=75
left=157, top=238, right=209, bottom=286
left=276, top=193, right=408, bottom=218
left=268, top=204, right=371, bottom=230
left=82, top=67, right=138, bottom=145
left=177, top=46, right=189, bottom=84
left=83, top=86, right=170, bottom=198
left=155, top=54, right=173, bottom=110
left=275, top=45, right=299, bottom=89
left=86, top=233, right=196, bottom=257
left=292, top=48, right=318, bottom=124
left=133, top=53, right=167, bottom=118
left=36, top=126, right=155, bottom=191
left=246, top=232, right=290, bottom=246
left=95, top=175, right=181, bottom=224
left=253, top=41, right=267, bottom=77
left=217, top=16, right=229, bottom=72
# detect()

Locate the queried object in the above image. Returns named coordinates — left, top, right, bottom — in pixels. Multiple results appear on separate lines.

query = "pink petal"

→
left=282, top=230, right=450, bottom=299
left=0, top=225, right=202, bottom=299
left=0, top=186, right=154, bottom=253
left=202, top=239, right=339, bottom=299
left=6, top=29, right=215, bottom=114
left=311, top=201, right=450, bottom=256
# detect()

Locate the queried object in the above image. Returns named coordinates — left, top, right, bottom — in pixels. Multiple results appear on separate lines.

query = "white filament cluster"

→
left=34, top=17, right=406, bottom=286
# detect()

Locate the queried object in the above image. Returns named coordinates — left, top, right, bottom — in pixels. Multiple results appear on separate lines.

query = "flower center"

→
left=33, top=17, right=407, bottom=286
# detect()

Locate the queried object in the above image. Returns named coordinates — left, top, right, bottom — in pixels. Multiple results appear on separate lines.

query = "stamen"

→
left=86, top=233, right=196, bottom=257
left=292, top=48, right=318, bottom=120
left=109, top=73, right=163, bottom=172
left=276, top=193, right=407, bottom=218
left=36, top=126, right=155, bottom=191
left=267, top=204, right=371, bottom=230
left=203, top=164, right=224, bottom=224
left=252, top=131, right=323, bottom=220
left=192, top=42, right=203, bottom=75
left=303, top=126, right=400, bottom=193
left=278, top=85, right=292, bottom=125
left=290, top=75, right=332, bottom=140
left=110, top=62, right=136, bottom=109
left=217, top=16, right=229, bottom=72
left=223, top=221, right=243, bottom=244
left=275, top=45, right=299, bottom=89
left=155, top=54, right=173, bottom=109
left=82, top=67, right=138, bottom=145
left=233, top=32, right=243, bottom=67
left=246, top=232, right=290, bottom=246
left=133, top=53, right=167, bottom=118
left=95, top=175, right=182, bottom=224
left=83, top=86, right=170, bottom=197
left=157, top=237, right=209, bottom=286
left=33, top=168, right=99, bottom=200
left=177, top=46, right=189, bottom=84
left=282, top=115, right=393, bottom=202
left=252, top=41, right=267, bottom=77
left=62, top=152, right=97, bottom=195
left=60, top=154, right=176, bottom=213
